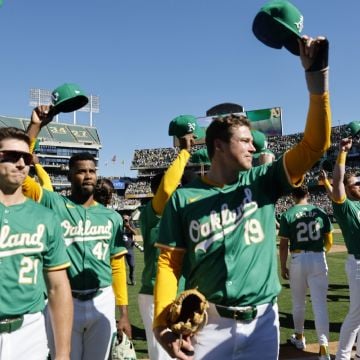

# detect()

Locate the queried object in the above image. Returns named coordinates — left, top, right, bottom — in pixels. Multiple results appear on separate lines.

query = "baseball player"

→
left=320, top=137, right=360, bottom=360
left=278, top=183, right=333, bottom=360
left=153, top=35, right=331, bottom=360
left=138, top=124, right=197, bottom=360
left=123, top=214, right=137, bottom=286
left=0, top=127, right=73, bottom=360
left=22, top=108, right=132, bottom=360
left=94, top=178, right=115, bottom=207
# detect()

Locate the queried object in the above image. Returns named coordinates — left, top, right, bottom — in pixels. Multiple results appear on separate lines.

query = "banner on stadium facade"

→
left=173, top=107, right=282, bottom=146
left=111, top=179, right=125, bottom=190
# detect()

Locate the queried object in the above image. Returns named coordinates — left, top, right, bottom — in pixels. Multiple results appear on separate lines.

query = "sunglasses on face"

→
left=0, top=150, right=33, bottom=166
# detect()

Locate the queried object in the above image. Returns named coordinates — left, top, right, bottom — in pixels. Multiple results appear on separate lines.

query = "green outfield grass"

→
left=125, top=229, right=348, bottom=359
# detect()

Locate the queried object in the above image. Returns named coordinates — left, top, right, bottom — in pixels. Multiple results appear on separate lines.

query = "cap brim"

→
left=194, top=126, right=205, bottom=140
left=53, top=95, right=89, bottom=114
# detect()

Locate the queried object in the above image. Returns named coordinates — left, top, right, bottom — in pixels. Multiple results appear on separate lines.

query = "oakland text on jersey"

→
left=0, top=224, right=45, bottom=257
left=191, top=188, right=262, bottom=252
left=61, top=219, right=113, bottom=246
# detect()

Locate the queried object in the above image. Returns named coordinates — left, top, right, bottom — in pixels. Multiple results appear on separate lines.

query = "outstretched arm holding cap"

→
left=285, top=36, right=331, bottom=184
left=152, top=134, right=193, bottom=215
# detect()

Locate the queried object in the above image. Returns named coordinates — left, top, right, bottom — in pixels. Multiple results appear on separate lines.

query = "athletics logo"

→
left=187, top=122, right=196, bottom=133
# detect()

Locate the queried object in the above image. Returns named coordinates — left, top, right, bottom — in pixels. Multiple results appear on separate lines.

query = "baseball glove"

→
left=167, top=288, right=209, bottom=336
left=110, top=332, right=137, bottom=360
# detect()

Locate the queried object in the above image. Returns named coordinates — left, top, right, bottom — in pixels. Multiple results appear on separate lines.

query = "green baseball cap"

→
left=168, top=115, right=205, bottom=140
left=190, top=148, right=211, bottom=165
left=251, top=129, right=267, bottom=153
left=51, top=83, right=89, bottom=115
left=346, top=121, right=360, bottom=138
left=252, top=0, right=304, bottom=55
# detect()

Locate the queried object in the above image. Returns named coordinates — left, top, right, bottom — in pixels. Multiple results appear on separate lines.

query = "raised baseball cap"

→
left=168, top=115, right=205, bottom=140
left=346, top=121, right=360, bottom=139
left=51, top=83, right=89, bottom=115
left=251, top=129, right=267, bottom=155
left=252, top=0, right=304, bottom=55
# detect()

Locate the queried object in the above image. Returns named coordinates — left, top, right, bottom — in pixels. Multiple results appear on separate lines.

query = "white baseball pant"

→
left=289, top=251, right=329, bottom=345
left=138, top=293, right=173, bottom=360
left=192, top=302, right=279, bottom=359
left=46, top=285, right=116, bottom=360
left=0, top=312, right=47, bottom=360
left=336, top=255, right=360, bottom=360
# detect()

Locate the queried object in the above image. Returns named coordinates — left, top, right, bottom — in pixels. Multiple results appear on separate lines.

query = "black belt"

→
left=215, top=298, right=276, bottom=322
left=216, top=305, right=257, bottom=321
left=72, top=289, right=102, bottom=301
left=0, top=316, right=24, bottom=334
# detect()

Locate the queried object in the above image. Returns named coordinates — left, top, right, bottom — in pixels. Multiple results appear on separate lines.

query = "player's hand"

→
left=340, top=137, right=352, bottom=152
left=258, top=152, right=275, bottom=165
left=117, top=314, right=132, bottom=340
left=318, top=169, right=327, bottom=182
left=299, top=35, right=328, bottom=71
left=281, top=267, right=289, bottom=280
left=31, top=105, right=55, bottom=127
left=178, top=134, right=195, bottom=152
left=154, top=326, right=194, bottom=360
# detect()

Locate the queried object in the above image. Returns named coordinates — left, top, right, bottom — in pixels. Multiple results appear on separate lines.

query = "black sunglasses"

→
left=0, top=151, right=33, bottom=166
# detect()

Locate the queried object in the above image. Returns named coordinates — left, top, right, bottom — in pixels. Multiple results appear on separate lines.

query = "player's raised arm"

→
left=331, top=137, right=353, bottom=202
left=285, top=36, right=331, bottom=184
left=27, top=105, right=55, bottom=140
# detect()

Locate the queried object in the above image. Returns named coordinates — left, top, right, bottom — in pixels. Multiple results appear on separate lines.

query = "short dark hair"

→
left=69, top=152, right=96, bottom=169
left=292, top=184, right=309, bottom=199
left=205, top=114, right=251, bottom=160
left=0, top=127, right=30, bottom=147
left=94, top=178, right=114, bottom=206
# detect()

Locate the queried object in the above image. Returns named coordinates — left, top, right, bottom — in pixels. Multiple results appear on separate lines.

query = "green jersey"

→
left=158, top=158, right=292, bottom=307
left=0, top=199, right=70, bottom=317
left=279, top=204, right=332, bottom=252
left=40, top=190, right=126, bottom=290
left=333, top=198, right=360, bottom=256
left=139, top=201, right=161, bottom=295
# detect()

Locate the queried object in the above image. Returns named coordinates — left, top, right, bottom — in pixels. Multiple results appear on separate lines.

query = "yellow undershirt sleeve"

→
left=111, top=256, right=128, bottom=306
left=323, top=178, right=332, bottom=190
left=336, top=151, right=347, bottom=166
left=29, top=138, right=37, bottom=154
left=285, top=93, right=331, bottom=185
left=153, top=248, right=184, bottom=329
left=152, top=149, right=190, bottom=215
left=324, top=232, right=333, bottom=253
left=22, top=175, right=43, bottom=202
left=34, top=164, right=54, bottom=191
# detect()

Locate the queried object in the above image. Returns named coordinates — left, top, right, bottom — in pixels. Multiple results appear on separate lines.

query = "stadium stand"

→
left=129, top=124, right=359, bottom=218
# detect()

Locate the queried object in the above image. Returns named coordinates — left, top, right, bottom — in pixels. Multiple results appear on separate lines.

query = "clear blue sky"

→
left=1, top=1, right=359, bottom=177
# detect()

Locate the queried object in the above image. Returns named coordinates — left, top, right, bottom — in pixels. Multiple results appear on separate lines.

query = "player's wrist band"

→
left=305, top=67, right=329, bottom=94
left=336, top=151, right=347, bottom=165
